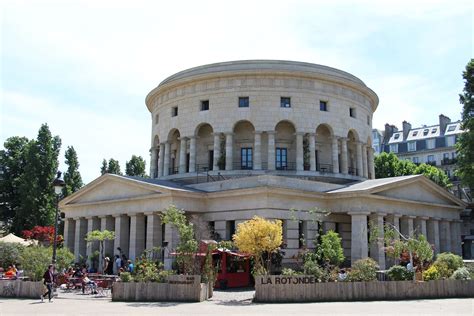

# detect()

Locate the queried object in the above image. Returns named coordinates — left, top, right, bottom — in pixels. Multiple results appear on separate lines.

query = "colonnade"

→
left=150, top=131, right=376, bottom=179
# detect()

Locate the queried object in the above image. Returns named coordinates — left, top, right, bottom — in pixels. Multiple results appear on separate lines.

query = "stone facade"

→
left=60, top=61, right=466, bottom=270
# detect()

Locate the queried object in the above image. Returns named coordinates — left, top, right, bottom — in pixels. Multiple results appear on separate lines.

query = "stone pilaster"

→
left=254, top=131, right=262, bottom=170
left=150, top=146, right=158, bottom=178
left=309, top=133, right=316, bottom=171
left=129, top=213, right=146, bottom=261
left=369, top=213, right=386, bottom=269
left=331, top=136, right=339, bottom=173
left=340, top=138, right=348, bottom=174
left=349, top=211, right=370, bottom=264
left=356, top=142, right=363, bottom=177
left=179, top=137, right=187, bottom=173
left=362, top=145, right=368, bottom=178
left=427, top=218, right=440, bottom=254
left=63, top=218, right=75, bottom=252
left=189, top=137, right=196, bottom=173
left=296, top=132, right=304, bottom=171
left=213, top=133, right=221, bottom=171
left=386, top=214, right=401, bottom=267
left=267, top=131, right=275, bottom=170
left=400, top=216, right=415, bottom=237
left=439, top=219, right=452, bottom=253
left=99, top=215, right=115, bottom=259
left=368, top=147, right=375, bottom=179
left=113, top=214, right=130, bottom=259
left=145, top=212, right=162, bottom=252
left=225, top=133, right=233, bottom=171
left=163, top=142, right=170, bottom=176
left=451, top=220, right=462, bottom=256
left=74, top=217, right=87, bottom=261
left=86, top=217, right=100, bottom=266
left=414, top=216, right=428, bottom=237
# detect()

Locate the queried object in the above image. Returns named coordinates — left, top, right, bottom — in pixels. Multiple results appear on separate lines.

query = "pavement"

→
left=0, top=288, right=473, bottom=315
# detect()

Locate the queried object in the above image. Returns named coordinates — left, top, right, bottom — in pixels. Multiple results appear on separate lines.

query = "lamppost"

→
left=52, top=171, right=65, bottom=264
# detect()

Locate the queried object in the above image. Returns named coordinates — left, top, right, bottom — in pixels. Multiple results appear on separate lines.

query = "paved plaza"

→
left=0, top=289, right=473, bottom=316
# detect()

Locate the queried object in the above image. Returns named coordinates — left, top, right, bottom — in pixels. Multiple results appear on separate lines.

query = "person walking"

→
left=41, top=264, right=54, bottom=302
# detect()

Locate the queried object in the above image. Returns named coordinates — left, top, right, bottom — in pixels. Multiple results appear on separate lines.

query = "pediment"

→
left=373, top=181, right=457, bottom=206
left=61, top=175, right=165, bottom=206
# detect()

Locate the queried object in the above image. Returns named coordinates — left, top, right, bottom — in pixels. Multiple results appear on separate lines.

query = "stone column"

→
left=369, top=213, right=386, bottom=269
left=306, top=221, right=319, bottom=249
left=267, top=131, right=275, bottom=170
left=86, top=217, right=100, bottom=266
left=100, top=215, right=115, bottom=260
left=427, top=218, right=440, bottom=254
left=331, top=136, right=339, bottom=173
left=340, top=138, right=348, bottom=174
left=213, top=133, right=221, bottom=171
left=439, top=219, right=452, bottom=253
left=286, top=220, right=300, bottom=259
left=164, top=223, right=180, bottom=270
left=386, top=214, right=401, bottom=267
left=414, top=216, right=428, bottom=237
left=157, top=143, right=165, bottom=177
left=189, top=136, right=196, bottom=173
left=63, top=218, right=75, bottom=252
left=145, top=212, right=162, bottom=252
left=296, top=132, right=304, bottom=171
left=225, top=133, right=233, bottom=171
left=368, top=147, right=375, bottom=179
left=451, top=220, right=462, bottom=256
left=349, top=211, right=370, bottom=263
left=150, top=146, right=158, bottom=178
left=400, top=216, right=415, bottom=237
left=309, top=133, right=316, bottom=171
left=129, top=213, right=146, bottom=261
left=214, top=221, right=227, bottom=241
left=74, top=217, right=87, bottom=261
left=323, top=222, right=336, bottom=233
left=362, top=145, right=368, bottom=178
left=178, top=137, right=187, bottom=174
left=114, top=214, right=130, bottom=260
left=254, top=131, right=262, bottom=170
left=163, top=142, right=170, bottom=176
left=356, top=142, right=363, bottom=176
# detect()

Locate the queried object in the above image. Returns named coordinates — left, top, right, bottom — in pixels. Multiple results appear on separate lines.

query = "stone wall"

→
left=112, top=275, right=209, bottom=302
left=254, top=275, right=474, bottom=302
left=0, top=280, right=44, bottom=298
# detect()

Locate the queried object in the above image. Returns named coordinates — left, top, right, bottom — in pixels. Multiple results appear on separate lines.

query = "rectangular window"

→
left=412, top=131, right=418, bottom=136
left=367, top=115, right=371, bottom=125
left=412, top=157, right=419, bottom=164
left=389, top=144, right=398, bottom=153
left=240, top=147, right=253, bottom=170
left=280, top=97, right=291, bottom=108
left=447, top=125, right=456, bottom=132
left=446, top=135, right=455, bottom=147
left=200, top=100, right=209, bottom=111
left=443, top=153, right=449, bottom=160
left=171, top=106, right=178, bottom=117
left=423, top=129, right=429, bottom=136
left=426, top=139, right=435, bottom=149
left=238, top=97, right=249, bottom=108
left=349, top=107, right=356, bottom=118
left=319, top=100, right=328, bottom=111
left=408, top=141, right=416, bottom=152
left=427, top=155, right=435, bottom=162
left=227, top=221, right=236, bottom=240
left=276, top=147, right=288, bottom=170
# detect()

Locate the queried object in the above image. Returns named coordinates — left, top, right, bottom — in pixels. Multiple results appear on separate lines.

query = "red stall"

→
left=213, top=249, right=251, bottom=289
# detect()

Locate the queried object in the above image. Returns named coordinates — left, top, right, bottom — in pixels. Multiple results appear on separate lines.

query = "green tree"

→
left=85, top=229, right=115, bottom=273
left=316, top=230, right=345, bottom=266
left=374, top=152, right=451, bottom=188
left=125, top=155, right=147, bottom=177
left=63, top=146, right=83, bottom=197
left=0, top=136, right=29, bottom=230
left=16, top=124, right=61, bottom=233
left=456, top=58, right=474, bottom=190
left=106, top=158, right=122, bottom=175
left=100, top=159, right=108, bottom=175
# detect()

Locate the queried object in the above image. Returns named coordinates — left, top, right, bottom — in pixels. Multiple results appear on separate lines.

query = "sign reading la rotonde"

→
left=260, top=276, right=316, bottom=285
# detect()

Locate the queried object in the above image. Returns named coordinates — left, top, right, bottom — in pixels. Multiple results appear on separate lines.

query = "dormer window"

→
left=412, top=131, right=418, bottom=136
left=431, top=128, right=437, bottom=134
left=423, top=129, right=429, bottom=136
left=394, top=134, right=400, bottom=140
left=447, top=125, right=456, bottom=132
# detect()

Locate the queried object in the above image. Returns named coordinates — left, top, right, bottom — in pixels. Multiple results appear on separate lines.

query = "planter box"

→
left=254, top=275, right=474, bottom=302
left=0, top=280, right=44, bottom=299
left=112, top=275, right=210, bottom=302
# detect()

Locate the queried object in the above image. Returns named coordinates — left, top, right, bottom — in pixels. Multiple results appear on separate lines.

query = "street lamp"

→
left=52, top=171, right=65, bottom=264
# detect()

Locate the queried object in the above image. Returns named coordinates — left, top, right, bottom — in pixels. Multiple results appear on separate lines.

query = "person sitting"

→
left=127, top=260, right=134, bottom=273
left=4, top=265, right=17, bottom=279
left=338, top=269, right=348, bottom=281
left=81, top=274, right=98, bottom=294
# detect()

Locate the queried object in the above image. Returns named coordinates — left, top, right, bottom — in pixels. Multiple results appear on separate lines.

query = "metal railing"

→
left=233, top=162, right=253, bottom=170
left=317, top=164, right=333, bottom=173
left=348, top=167, right=357, bottom=175
left=276, top=162, right=296, bottom=171
left=441, top=158, right=457, bottom=165
left=168, top=167, right=179, bottom=175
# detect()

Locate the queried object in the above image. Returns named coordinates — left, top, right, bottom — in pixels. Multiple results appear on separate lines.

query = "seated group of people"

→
left=64, top=265, right=98, bottom=294
left=1, top=264, right=23, bottom=279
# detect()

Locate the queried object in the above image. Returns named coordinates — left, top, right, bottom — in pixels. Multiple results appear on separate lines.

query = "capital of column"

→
left=348, top=211, right=371, bottom=216
left=73, top=217, right=82, bottom=221
left=307, top=132, right=316, bottom=137
left=371, top=212, right=387, bottom=217
left=294, top=132, right=306, bottom=136
left=85, top=216, right=95, bottom=220
left=266, top=131, right=276, bottom=135
left=212, top=132, right=222, bottom=137
left=418, top=216, right=430, bottom=220
left=388, top=213, right=402, bottom=219
left=112, top=214, right=126, bottom=218
left=178, top=136, right=189, bottom=141
left=144, top=211, right=158, bottom=216
left=432, top=217, right=441, bottom=221
left=339, top=137, right=348, bottom=143
left=98, top=215, right=109, bottom=219
left=224, top=132, right=234, bottom=136
left=128, top=213, right=144, bottom=218
left=402, top=215, right=417, bottom=219
left=253, top=131, right=263, bottom=135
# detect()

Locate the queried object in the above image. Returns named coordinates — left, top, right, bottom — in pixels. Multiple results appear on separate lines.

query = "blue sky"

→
left=1, top=0, right=472, bottom=184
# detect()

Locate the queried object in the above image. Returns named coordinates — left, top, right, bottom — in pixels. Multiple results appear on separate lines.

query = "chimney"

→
left=439, top=114, right=451, bottom=134
left=402, top=121, right=412, bottom=140
left=383, top=124, right=398, bottom=144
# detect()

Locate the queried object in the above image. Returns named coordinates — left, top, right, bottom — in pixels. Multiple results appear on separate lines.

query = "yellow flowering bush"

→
left=232, top=216, right=282, bottom=275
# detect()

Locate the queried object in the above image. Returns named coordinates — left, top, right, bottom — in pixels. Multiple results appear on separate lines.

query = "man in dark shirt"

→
left=41, top=264, right=54, bottom=302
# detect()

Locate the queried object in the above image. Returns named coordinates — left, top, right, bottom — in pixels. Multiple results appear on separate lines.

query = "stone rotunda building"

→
left=60, top=60, right=466, bottom=270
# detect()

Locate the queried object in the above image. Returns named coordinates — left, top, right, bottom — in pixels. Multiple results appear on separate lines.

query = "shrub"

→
left=303, top=259, right=327, bottom=281
left=316, top=231, right=345, bottom=266
left=423, top=265, right=441, bottom=281
left=0, top=242, right=25, bottom=269
left=19, top=246, right=74, bottom=281
left=451, top=267, right=471, bottom=280
left=120, top=272, right=132, bottom=282
left=281, top=268, right=302, bottom=276
left=435, top=253, right=463, bottom=272
left=387, top=265, right=414, bottom=281
left=349, top=258, right=379, bottom=282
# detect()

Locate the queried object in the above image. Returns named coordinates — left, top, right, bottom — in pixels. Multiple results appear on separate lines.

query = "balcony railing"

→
left=426, top=161, right=437, bottom=166
left=441, top=158, right=457, bottom=165
left=276, top=162, right=296, bottom=171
